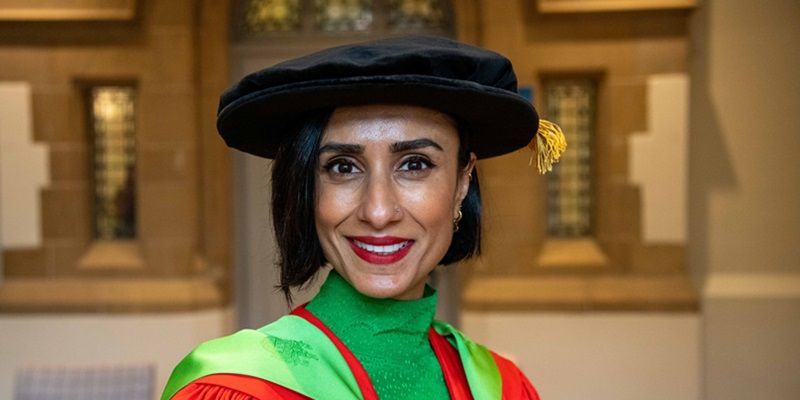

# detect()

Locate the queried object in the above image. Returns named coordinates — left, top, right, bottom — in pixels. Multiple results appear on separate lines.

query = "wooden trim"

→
left=538, top=0, right=696, bottom=13
left=0, top=0, right=137, bottom=21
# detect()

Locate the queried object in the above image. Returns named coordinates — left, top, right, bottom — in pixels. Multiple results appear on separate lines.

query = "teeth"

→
left=353, top=240, right=409, bottom=255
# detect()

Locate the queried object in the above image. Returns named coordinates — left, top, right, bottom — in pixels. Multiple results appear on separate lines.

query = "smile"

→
left=347, top=236, right=415, bottom=264
left=353, top=239, right=411, bottom=254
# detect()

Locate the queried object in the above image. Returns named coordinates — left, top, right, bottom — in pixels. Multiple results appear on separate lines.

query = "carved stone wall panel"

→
left=463, top=0, right=696, bottom=310
left=0, top=0, right=231, bottom=312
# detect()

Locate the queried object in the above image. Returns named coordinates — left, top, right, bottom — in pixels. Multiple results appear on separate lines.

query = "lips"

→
left=347, top=236, right=414, bottom=264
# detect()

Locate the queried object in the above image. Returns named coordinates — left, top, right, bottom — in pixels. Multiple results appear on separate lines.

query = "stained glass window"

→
left=544, top=79, right=595, bottom=237
left=245, top=0, right=301, bottom=32
left=388, top=0, right=445, bottom=29
left=314, top=0, right=373, bottom=31
left=90, top=86, right=137, bottom=240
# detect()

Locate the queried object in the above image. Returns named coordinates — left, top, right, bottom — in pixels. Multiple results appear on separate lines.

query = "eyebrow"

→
left=318, top=143, right=363, bottom=155
left=318, top=138, right=444, bottom=155
left=390, top=138, right=444, bottom=153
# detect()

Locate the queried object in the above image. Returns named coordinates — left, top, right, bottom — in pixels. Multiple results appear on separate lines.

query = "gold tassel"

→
left=527, top=119, right=567, bottom=174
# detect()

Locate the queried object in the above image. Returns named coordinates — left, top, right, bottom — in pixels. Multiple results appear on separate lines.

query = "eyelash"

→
left=322, top=155, right=436, bottom=176
left=398, top=156, right=435, bottom=173
left=323, top=158, right=361, bottom=175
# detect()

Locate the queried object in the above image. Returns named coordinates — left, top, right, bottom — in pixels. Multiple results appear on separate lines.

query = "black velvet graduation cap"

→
left=217, top=35, right=544, bottom=161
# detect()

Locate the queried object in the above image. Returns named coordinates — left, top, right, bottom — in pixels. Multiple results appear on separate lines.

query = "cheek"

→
left=402, top=178, right=457, bottom=233
left=315, top=183, right=352, bottom=267
left=315, top=184, right=352, bottom=232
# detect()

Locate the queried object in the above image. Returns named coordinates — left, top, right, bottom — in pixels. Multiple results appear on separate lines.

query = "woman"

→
left=162, top=35, right=564, bottom=400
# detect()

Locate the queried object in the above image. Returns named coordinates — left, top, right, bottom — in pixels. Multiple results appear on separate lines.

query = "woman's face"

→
left=315, top=104, right=475, bottom=300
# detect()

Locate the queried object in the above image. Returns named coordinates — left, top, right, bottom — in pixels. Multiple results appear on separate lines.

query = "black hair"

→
left=271, top=108, right=481, bottom=303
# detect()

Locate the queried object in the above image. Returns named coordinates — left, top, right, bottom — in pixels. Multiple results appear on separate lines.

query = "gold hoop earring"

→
left=453, top=208, right=463, bottom=232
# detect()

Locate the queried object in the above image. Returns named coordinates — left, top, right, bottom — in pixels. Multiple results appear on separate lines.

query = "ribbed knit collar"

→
left=306, top=270, right=437, bottom=342
left=305, top=271, right=447, bottom=399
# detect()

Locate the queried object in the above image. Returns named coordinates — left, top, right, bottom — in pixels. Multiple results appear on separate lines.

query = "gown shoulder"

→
left=170, top=373, right=310, bottom=400
left=491, top=352, right=541, bottom=400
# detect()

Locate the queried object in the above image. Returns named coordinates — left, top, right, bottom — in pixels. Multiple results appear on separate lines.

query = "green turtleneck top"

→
left=305, top=271, right=450, bottom=400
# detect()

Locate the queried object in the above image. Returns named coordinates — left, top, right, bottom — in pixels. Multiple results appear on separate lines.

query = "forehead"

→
left=322, top=104, right=459, bottom=145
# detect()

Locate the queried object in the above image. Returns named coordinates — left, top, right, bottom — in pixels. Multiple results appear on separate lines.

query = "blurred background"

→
left=0, top=0, right=798, bottom=399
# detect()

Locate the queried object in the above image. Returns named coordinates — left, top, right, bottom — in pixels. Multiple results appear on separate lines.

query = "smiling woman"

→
left=162, top=35, right=564, bottom=400
left=314, top=105, right=476, bottom=301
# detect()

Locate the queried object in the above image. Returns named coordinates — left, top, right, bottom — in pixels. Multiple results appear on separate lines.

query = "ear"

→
left=455, top=152, right=477, bottom=207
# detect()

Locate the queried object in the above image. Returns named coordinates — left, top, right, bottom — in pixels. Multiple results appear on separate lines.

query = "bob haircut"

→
left=271, top=107, right=482, bottom=302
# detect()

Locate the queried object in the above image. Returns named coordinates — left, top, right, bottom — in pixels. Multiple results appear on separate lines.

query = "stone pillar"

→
left=689, top=1, right=800, bottom=398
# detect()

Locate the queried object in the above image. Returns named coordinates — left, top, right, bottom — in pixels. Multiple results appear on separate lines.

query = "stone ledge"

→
left=536, top=238, right=610, bottom=272
left=77, top=240, right=144, bottom=271
left=704, top=272, right=800, bottom=299
left=0, top=0, right=138, bottom=21
left=0, top=276, right=224, bottom=313
left=463, top=273, right=698, bottom=311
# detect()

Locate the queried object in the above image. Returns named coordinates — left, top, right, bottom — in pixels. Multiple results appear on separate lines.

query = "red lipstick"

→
left=347, top=236, right=414, bottom=264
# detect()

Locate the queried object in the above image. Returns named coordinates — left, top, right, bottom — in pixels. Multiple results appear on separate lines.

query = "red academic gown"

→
left=168, top=307, right=540, bottom=400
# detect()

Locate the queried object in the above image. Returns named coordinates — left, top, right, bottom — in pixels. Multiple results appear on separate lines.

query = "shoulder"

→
left=432, top=320, right=541, bottom=400
left=162, top=315, right=362, bottom=400
left=161, top=322, right=286, bottom=400
left=170, top=374, right=310, bottom=400
left=490, top=352, right=542, bottom=400
left=162, top=315, right=306, bottom=400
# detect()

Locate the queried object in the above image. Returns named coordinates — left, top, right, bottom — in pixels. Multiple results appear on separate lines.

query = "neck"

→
left=305, top=270, right=448, bottom=399
left=306, top=270, right=437, bottom=341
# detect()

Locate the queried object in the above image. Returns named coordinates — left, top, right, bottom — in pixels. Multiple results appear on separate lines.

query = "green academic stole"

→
left=161, top=314, right=503, bottom=400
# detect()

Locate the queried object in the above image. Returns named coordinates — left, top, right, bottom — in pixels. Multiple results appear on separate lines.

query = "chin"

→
left=349, top=272, right=420, bottom=300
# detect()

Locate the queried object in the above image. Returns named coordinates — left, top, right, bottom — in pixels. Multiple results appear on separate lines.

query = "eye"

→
left=398, top=156, right=435, bottom=173
left=323, top=158, right=362, bottom=175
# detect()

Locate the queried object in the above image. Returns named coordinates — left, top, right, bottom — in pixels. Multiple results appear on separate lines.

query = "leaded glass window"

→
left=90, top=86, right=137, bottom=240
left=245, top=0, right=301, bottom=32
left=238, top=0, right=451, bottom=36
left=544, top=79, right=595, bottom=237
left=388, top=0, right=445, bottom=29
left=314, top=0, right=373, bottom=31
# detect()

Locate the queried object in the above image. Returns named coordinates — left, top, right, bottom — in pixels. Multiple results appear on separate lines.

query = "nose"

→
left=356, top=172, right=402, bottom=229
